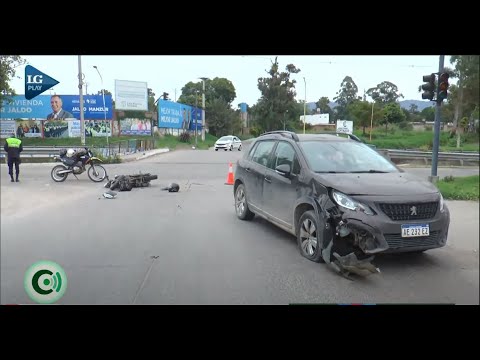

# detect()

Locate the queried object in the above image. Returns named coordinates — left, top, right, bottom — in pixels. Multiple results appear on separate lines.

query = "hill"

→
left=307, top=100, right=434, bottom=112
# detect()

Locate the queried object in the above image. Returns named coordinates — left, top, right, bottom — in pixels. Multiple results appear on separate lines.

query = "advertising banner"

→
left=115, top=80, right=148, bottom=111
left=68, top=119, right=81, bottom=137
left=85, top=120, right=112, bottom=137
left=15, top=120, right=43, bottom=138
left=119, top=118, right=151, bottom=135
left=158, top=99, right=202, bottom=130
left=1, top=95, right=113, bottom=120
left=43, top=120, right=70, bottom=138
left=0, top=120, right=16, bottom=138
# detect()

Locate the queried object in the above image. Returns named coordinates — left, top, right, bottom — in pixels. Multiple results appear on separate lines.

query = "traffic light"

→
left=421, top=73, right=436, bottom=101
left=437, top=72, right=450, bottom=102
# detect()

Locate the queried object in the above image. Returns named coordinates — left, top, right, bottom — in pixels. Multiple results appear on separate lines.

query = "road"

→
left=1, top=148, right=478, bottom=304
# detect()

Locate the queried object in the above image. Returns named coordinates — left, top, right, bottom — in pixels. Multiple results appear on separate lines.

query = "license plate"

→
left=401, top=224, right=429, bottom=238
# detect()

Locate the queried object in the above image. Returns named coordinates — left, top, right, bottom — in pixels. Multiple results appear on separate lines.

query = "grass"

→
left=353, top=128, right=479, bottom=152
left=436, top=175, right=479, bottom=200
left=19, top=135, right=154, bottom=147
left=154, top=133, right=218, bottom=150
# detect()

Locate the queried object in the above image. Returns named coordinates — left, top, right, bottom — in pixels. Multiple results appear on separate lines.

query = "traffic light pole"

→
left=429, top=55, right=445, bottom=184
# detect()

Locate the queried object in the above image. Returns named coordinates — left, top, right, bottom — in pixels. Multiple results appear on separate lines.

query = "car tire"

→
left=235, top=183, right=255, bottom=221
left=297, top=210, right=324, bottom=263
left=215, top=148, right=218, bottom=151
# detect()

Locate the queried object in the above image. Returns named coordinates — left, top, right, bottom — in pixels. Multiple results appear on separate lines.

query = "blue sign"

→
left=158, top=99, right=202, bottom=130
left=239, top=102, right=247, bottom=113
left=25, top=66, right=59, bottom=100
left=1, top=95, right=113, bottom=120
left=189, top=107, right=203, bottom=130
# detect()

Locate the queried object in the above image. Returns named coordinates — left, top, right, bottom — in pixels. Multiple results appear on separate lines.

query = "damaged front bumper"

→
left=316, top=193, right=450, bottom=279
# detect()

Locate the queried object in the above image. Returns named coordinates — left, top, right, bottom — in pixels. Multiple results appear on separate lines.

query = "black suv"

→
left=233, top=131, right=450, bottom=277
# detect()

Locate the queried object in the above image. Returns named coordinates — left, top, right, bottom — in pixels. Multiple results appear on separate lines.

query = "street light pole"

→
left=199, top=77, right=208, bottom=142
left=195, top=90, right=198, bottom=148
left=303, top=77, right=306, bottom=134
left=93, top=65, right=109, bottom=155
left=370, top=102, right=374, bottom=142
left=78, top=56, right=86, bottom=146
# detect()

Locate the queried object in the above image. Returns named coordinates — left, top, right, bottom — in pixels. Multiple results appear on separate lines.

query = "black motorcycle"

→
left=51, top=147, right=107, bottom=183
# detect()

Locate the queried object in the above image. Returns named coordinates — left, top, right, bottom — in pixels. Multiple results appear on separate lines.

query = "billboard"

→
left=115, top=80, right=148, bottom=111
left=119, top=118, right=151, bottom=136
left=0, top=95, right=113, bottom=120
left=300, top=114, right=330, bottom=125
left=158, top=99, right=202, bottom=130
left=336, top=120, right=353, bottom=134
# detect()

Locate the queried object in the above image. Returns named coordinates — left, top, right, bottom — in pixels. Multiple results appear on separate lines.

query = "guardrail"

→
left=382, top=149, right=479, bottom=165
left=0, top=139, right=156, bottom=159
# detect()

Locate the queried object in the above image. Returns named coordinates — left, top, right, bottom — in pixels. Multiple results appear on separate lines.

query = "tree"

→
left=333, top=76, right=358, bottom=119
left=382, top=103, right=405, bottom=132
left=178, top=77, right=236, bottom=108
left=207, top=98, right=241, bottom=137
left=347, top=101, right=373, bottom=135
left=315, top=96, right=331, bottom=114
left=252, top=57, right=301, bottom=132
left=147, top=88, right=156, bottom=111
left=420, top=106, right=435, bottom=122
left=449, top=56, right=479, bottom=148
left=409, top=104, right=418, bottom=114
left=366, top=81, right=404, bottom=104
left=0, top=55, right=26, bottom=104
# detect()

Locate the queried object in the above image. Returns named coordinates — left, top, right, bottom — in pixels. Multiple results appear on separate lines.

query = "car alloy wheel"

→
left=297, top=210, right=324, bottom=262
left=235, top=184, right=255, bottom=220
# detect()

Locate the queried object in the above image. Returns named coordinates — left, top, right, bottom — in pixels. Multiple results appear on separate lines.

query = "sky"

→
left=10, top=55, right=453, bottom=106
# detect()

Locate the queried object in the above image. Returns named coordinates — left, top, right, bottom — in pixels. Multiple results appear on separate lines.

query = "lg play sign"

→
left=25, top=65, right=59, bottom=100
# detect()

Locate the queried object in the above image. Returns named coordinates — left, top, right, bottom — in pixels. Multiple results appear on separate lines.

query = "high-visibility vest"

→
left=6, top=137, right=22, bottom=148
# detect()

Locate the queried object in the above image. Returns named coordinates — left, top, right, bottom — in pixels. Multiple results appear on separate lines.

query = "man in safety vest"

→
left=4, top=133, right=23, bottom=182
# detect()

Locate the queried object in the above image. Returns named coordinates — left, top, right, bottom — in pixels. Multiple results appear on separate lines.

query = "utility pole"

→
left=195, top=90, right=198, bottom=148
left=429, top=55, right=445, bottom=184
left=78, top=56, right=85, bottom=146
left=303, top=77, right=306, bottom=134
left=200, top=78, right=207, bottom=141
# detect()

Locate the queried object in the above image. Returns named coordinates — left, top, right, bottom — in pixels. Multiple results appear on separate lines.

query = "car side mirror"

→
left=275, top=164, right=291, bottom=178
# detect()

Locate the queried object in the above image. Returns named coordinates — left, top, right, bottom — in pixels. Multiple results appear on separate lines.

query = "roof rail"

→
left=314, top=131, right=362, bottom=143
left=259, top=130, right=299, bottom=141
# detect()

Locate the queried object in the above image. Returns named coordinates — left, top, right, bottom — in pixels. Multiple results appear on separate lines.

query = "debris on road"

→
left=161, top=183, right=180, bottom=192
left=102, top=190, right=117, bottom=199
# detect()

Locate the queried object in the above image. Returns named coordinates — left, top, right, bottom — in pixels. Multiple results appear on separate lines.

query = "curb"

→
left=120, top=148, right=170, bottom=162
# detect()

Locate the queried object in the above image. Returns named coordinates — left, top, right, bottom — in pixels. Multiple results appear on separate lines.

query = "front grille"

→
left=384, top=231, right=440, bottom=249
left=378, top=202, right=438, bottom=221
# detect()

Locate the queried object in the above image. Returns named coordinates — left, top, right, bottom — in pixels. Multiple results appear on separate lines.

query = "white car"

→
left=214, top=135, right=242, bottom=151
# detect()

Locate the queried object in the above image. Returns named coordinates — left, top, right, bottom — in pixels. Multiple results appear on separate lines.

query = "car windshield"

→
left=218, top=136, right=232, bottom=141
left=299, top=140, right=399, bottom=173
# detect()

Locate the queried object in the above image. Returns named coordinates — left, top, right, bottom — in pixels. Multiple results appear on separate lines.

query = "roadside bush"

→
left=398, top=121, right=413, bottom=131
left=179, top=131, right=191, bottom=143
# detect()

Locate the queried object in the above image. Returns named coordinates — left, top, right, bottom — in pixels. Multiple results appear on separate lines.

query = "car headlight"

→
left=332, top=190, right=375, bottom=215
left=439, top=193, right=445, bottom=212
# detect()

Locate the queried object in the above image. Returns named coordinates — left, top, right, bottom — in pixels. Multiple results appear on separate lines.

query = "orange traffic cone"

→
left=225, top=162, right=235, bottom=185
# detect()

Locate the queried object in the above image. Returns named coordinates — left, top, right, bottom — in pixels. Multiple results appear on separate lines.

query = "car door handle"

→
left=264, top=176, right=271, bottom=183
left=245, top=167, right=251, bottom=172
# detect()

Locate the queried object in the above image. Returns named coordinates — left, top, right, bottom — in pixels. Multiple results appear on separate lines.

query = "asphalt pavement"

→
left=1, top=147, right=478, bottom=304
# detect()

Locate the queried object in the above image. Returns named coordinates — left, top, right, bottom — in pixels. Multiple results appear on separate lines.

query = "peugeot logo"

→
left=410, top=206, right=417, bottom=216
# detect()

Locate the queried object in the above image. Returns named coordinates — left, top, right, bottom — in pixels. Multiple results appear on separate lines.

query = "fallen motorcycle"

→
left=105, top=173, right=158, bottom=191
left=51, top=147, right=107, bottom=183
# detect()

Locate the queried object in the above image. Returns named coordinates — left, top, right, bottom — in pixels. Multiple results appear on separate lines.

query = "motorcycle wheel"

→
left=87, top=164, right=107, bottom=182
left=51, top=165, right=69, bottom=182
